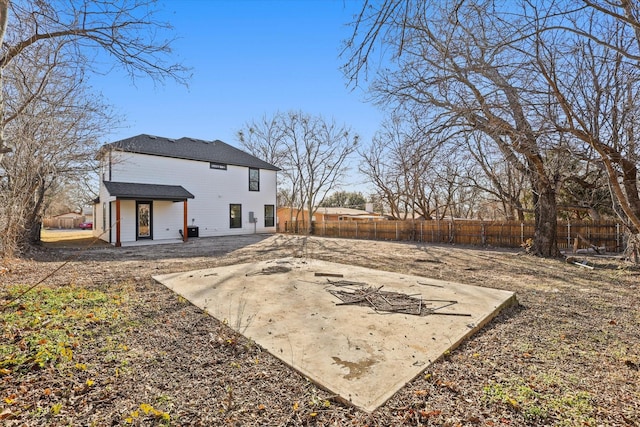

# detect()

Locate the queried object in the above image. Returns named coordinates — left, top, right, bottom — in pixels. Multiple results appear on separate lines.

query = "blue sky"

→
left=92, top=0, right=383, bottom=166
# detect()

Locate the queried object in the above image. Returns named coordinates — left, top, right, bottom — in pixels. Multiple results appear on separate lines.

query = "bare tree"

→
left=345, top=0, right=640, bottom=259
left=44, top=178, right=96, bottom=217
left=360, top=116, right=484, bottom=221
left=360, top=117, right=439, bottom=220
left=463, top=133, right=530, bottom=221
left=528, top=1, right=640, bottom=259
left=359, top=131, right=404, bottom=220
left=344, top=0, right=568, bottom=256
left=292, top=113, right=358, bottom=233
left=238, top=112, right=303, bottom=221
left=0, top=0, right=188, bottom=161
left=237, top=112, right=292, bottom=206
left=0, top=44, right=115, bottom=257
left=437, top=152, right=485, bottom=220
left=238, top=111, right=359, bottom=233
left=237, top=113, right=289, bottom=168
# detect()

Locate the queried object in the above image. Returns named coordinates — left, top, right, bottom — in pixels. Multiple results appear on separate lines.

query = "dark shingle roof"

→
left=102, top=134, right=279, bottom=171
left=104, top=181, right=194, bottom=201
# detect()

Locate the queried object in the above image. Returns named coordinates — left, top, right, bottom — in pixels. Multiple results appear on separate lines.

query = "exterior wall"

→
left=101, top=151, right=277, bottom=244
left=118, top=200, right=137, bottom=242
left=94, top=180, right=116, bottom=242
left=152, top=201, right=185, bottom=240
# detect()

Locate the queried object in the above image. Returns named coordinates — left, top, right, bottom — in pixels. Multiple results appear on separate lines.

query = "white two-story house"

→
left=94, top=134, right=279, bottom=246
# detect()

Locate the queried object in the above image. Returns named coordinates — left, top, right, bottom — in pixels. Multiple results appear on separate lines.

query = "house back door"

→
left=136, top=201, right=152, bottom=240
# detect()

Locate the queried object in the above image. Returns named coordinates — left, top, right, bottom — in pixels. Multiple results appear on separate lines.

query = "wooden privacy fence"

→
left=282, top=220, right=624, bottom=252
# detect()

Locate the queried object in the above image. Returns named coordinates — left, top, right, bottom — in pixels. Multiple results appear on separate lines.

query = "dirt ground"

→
left=1, top=231, right=639, bottom=426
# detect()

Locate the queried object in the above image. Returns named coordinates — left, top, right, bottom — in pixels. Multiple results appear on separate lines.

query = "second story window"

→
left=210, top=162, right=227, bottom=170
left=249, top=168, right=260, bottom=191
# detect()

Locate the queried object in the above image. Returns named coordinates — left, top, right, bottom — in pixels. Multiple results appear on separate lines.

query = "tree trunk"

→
left=5, top=209, right=42, bottom=255
left=0, top=0, right=10, bottom=161
left=25, top=218, right=42, bottom=245
left=626, top=233, right=639, bottom=264
left=531, top=180, right=561, bottom=257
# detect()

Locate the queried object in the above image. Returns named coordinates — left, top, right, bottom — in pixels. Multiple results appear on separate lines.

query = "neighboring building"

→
left=43, top=211, right=84, bottom=229
left=277, top=207, right=304, bottom=232
left=277, top=206, right=385, bottom=231
left=94, top=134, right=279, bottom=246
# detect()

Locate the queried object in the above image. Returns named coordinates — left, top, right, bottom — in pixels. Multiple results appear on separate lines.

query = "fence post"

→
left=481, top=223, right=486, bottom=245
left=420, top=222, right=423, bottom=242
left=520, top=222, right=524, bottom=243
left=374, top=221, right=377, bottom=240
left=355, top=221, right=358, bottom=239
left=616, top=223, right=620, bottom=251
left=396, top=222, right=399, bottom=240
left=338, top=221, right=341, bottom=238
left=567, top=222, right=571, bottom=248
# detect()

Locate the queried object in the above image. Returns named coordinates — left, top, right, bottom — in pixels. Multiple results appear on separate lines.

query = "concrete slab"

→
left=153, top=258, right=516, bottom=412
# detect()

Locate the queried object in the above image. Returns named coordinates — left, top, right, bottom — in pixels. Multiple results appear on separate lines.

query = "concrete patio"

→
left=153, top=257, right=516, bottom=412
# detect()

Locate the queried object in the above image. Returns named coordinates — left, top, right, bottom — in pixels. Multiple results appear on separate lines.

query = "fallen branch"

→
left=573, top=261, right=594, bottom=270
left=315, top=272, right=344, bottom=277
left=326, top=279, right=368, bottom=287
left=328, top=283, right=464, bottom=316
left=246, top=266, right=292, bottom=276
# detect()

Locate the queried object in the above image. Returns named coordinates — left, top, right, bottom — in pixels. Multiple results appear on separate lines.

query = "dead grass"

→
left=40, top=229, right=93, bottom=241
left=1, top=233, right=638, bottom=426
left=39, top=229, right=112, bottom=249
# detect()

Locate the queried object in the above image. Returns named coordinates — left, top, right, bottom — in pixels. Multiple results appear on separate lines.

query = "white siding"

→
left=101, top=151, right=278, bottom=244
left=153, top=201, right=185, bottom=240
left=94, top=179, right=116, bottom=243
left=118, top=200, right=137, bottom=242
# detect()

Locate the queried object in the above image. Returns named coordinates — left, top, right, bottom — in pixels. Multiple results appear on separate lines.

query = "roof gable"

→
left=102, top=134, right=279, bottom=171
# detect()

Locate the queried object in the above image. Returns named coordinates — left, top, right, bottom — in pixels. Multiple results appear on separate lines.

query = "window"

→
left=230, top=204, right=242, bottom=228
left=264, top=205, right=275, bottom=227
left=249, top=168, right=260, bottom=191
left=210, top=162, right=227, bottom=170
left=102, top=203, right=107, bottom=232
